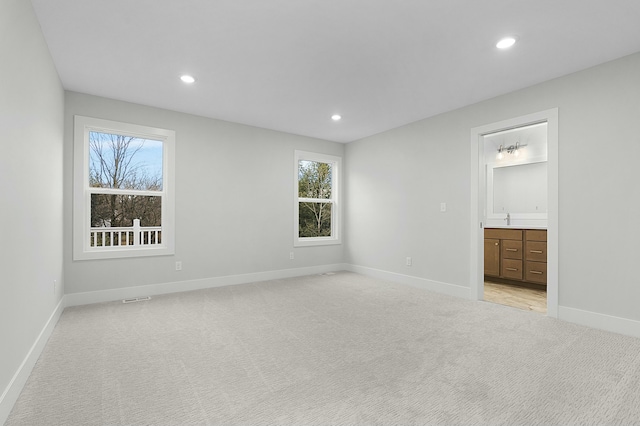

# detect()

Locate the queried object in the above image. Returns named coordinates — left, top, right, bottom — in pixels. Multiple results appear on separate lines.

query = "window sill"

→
left=73, top=245, right=174, bottom=261
left=294, top=237, right=342, bottom=247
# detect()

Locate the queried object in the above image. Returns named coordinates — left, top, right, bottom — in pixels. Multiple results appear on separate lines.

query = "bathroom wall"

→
left=484, top=123, right=548, bottom=228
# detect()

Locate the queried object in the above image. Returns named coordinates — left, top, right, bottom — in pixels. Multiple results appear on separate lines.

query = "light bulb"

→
left=496, top=37, right=516, bottom=49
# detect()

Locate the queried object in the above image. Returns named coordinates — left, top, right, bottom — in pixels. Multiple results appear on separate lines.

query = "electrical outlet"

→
left=289, top=252, right=294, bottom=260
left=175, top=261, right=182, bottom=271
left=53, top=280, right=57, bottom=294
left=406, top=257, right=412, bottom=266
left=440, top=202, right=446, bottom=212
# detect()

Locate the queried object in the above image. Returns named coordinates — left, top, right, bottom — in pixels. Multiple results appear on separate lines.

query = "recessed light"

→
left=180, top=75, right=196, bottom=84
left=331, top=114, right=342, bottom=121
left=496, top=37, right=516, bottom=49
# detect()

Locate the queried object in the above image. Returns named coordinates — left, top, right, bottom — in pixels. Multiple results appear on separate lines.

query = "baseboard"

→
left=65, top=263, right=350, bottom=307
left=0, top=297, right=65, bottom=425
left=346, top=264, right=640, bottom=339
left=559, top=306, right=640, bottom=339
left=345, top=264, right=471, bottom=300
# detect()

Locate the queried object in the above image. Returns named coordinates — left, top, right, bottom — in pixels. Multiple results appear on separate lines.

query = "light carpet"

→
left=6, top=271, right=640, bottom=425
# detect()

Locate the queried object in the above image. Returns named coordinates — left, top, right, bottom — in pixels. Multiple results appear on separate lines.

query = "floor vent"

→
left=318, top=272, right=336, bottom=276
left=122, top=296, right=151, bottom=304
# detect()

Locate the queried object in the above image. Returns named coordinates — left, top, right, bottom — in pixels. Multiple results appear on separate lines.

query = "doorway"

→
left=482, top=122, right=548, bottom=313
left=469, top=109, right=558, bottom=317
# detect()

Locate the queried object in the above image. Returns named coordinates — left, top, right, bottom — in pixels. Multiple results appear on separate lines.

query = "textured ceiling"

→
left=31, top=0, right=640, bottom=142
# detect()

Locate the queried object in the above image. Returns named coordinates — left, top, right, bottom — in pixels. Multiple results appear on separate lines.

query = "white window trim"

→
left=294, top=150, right=342, bottom=247
left=73, top=115, right=175, bottom=260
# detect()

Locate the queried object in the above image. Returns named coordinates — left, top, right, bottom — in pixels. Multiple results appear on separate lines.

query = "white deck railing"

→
left=90, top=219, right=161, bottom=248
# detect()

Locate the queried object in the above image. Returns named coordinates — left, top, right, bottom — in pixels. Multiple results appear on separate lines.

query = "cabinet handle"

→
left=495, top=243, right=499, bottom=246
left=530, top=250, right=543, bottom=254
left=529, top=270, right=543, bottom=275
left=505, top=267, right=518, bottom=271
left=505, top=248, right=518, bottom=252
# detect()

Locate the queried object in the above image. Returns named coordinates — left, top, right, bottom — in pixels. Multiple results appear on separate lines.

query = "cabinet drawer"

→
left=526, top=241, right=547, bottom=262
left=502, top=240, right=522, bottom=260
left=525, top=261, right=547, bottom=284
left=501, top=259, right=523, bottom=280
left=525, top=229, right=547, bottom=242
left=485, top=228, right=522, bottom=241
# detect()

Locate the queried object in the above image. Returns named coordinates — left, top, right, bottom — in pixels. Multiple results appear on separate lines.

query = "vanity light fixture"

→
left=496, top=142, right=526, bottom=160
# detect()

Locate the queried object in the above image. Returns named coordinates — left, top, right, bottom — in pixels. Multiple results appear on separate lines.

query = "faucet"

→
left=504, top=213, right=511, bottom=226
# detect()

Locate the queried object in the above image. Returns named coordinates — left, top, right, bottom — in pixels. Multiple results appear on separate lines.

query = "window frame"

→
left=73, top=115, right=175, bottom=260
left=294, top=150, right=342, bottom=247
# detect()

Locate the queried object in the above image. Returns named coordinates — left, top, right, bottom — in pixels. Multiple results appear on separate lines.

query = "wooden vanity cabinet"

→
left=484, top=228, right=547, bottom=285
left=524, top=230, right=548, bottom=284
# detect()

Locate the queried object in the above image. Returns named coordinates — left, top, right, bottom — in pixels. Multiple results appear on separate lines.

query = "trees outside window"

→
left=294, top=151, right=341, bottom=246
left=73, top=116, right=175, bottom=260
left=89, top=132, right=163, bottom=230
left=298, top=160, right=332, bottom=237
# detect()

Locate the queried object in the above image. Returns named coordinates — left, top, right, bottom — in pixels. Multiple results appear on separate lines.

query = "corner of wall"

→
left=345, top=264, right=472, bottom=300
left=0, top=299, right=65, bottom=424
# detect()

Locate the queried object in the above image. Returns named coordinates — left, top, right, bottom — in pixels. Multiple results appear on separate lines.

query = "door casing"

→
left=469, top=108, right=559, bottom=317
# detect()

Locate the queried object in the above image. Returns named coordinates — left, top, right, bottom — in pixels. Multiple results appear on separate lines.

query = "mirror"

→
left=493, top=162, right=547, bottom=214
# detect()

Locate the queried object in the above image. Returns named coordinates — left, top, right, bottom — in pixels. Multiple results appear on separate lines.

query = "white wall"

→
left=63, top=92, right=345, bottom=296
left=0, top=0, right=64, bottom=421
left=345, top=51, right=640, bottom=323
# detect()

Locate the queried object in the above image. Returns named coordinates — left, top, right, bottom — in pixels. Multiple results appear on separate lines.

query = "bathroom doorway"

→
left=482, top=122, right=548, bottom=313
left=469, top=109, right=558, bottom=317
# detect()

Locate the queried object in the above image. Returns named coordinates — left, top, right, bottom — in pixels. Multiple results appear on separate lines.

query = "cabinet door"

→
left=484, top=239, right=500, bottom=277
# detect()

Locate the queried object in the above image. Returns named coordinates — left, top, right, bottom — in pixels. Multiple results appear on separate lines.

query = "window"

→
left=73, top=116, right=175, bottom=260
left=294, top=151, right=341, bottom=246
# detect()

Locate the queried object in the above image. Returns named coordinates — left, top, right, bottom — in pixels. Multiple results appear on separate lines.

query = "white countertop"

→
left=485, top=225, right=547, bottom=230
